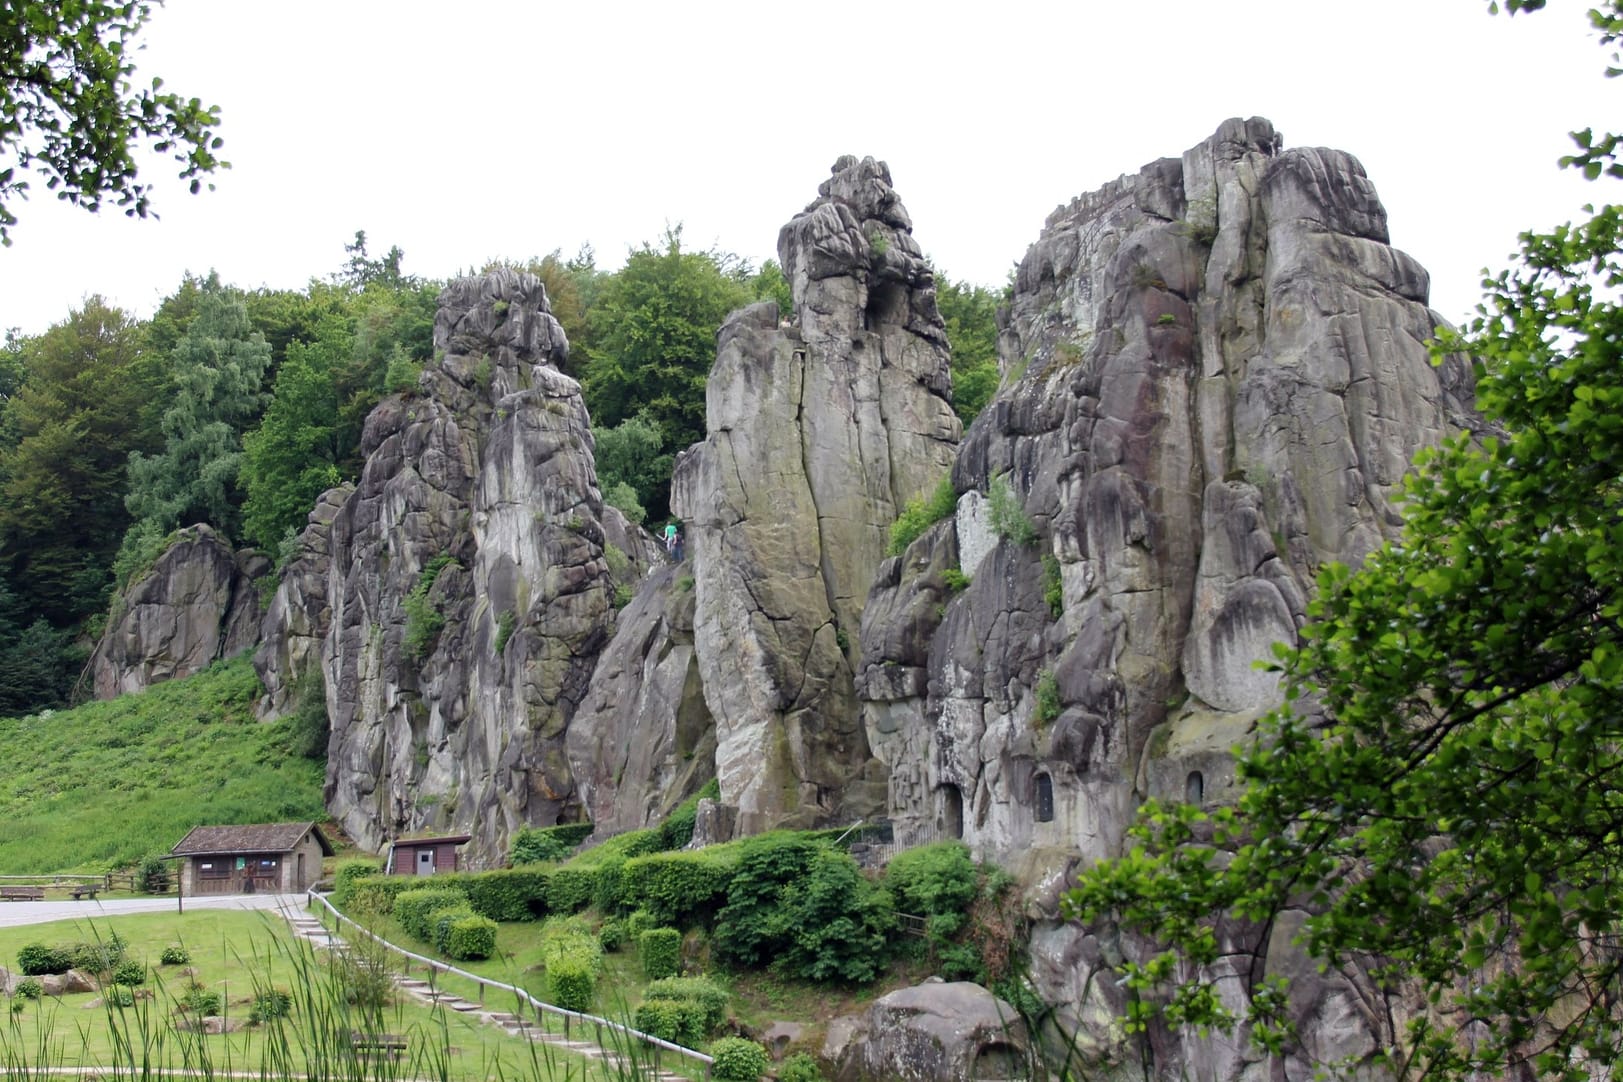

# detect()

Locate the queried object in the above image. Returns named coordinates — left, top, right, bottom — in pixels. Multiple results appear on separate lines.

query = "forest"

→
left=0, top=230, right=1000, bottom=718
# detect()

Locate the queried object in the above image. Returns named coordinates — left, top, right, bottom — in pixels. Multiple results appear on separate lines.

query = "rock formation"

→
left=254, top=483, right=352, bottom=719
left=671, top=155, right=961, bottom=833
left=255, top=268, right=658, bottom=863
left=855, top=117, right=1480, bottom=1078
left=89, top=524, right=269, bottom=699
left=823, top=981, right=1030, bottom=1082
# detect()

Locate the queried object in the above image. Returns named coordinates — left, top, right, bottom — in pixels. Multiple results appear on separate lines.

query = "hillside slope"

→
left=0, top=655, right=325, bottom=873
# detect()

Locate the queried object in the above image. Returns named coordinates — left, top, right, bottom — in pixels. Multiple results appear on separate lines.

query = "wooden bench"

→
left=69, top=884, right=100, bottom=900
left=349, top=1032, right=407, bottom=1060
left=0, top=886, right=44, bottom=901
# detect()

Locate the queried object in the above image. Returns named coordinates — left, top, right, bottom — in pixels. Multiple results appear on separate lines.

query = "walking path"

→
left=281, top=908, right=695, bottom=1082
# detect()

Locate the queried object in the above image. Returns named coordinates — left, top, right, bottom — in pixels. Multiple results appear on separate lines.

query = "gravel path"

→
left=0, top=892, right=304, bottom=928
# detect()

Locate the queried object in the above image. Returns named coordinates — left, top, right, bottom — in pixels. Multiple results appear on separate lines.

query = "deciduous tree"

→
left=0, top=1, right=225, bottom=243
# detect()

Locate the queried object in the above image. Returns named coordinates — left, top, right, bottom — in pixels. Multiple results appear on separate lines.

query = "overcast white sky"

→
left=0, top=1, right=1614, bottom=337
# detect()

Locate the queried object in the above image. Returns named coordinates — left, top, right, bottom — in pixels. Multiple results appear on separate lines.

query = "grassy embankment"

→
left=0, top=909, right=643, bottom=1081
left=0, top=655, right=326, bottom=875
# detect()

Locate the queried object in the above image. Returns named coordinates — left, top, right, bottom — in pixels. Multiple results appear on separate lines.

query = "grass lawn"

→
left=0, top=909, right=667, bottom=1081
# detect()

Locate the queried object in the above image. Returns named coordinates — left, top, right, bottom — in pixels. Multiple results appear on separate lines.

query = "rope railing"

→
left=303, top=890, right=714, bottom=1079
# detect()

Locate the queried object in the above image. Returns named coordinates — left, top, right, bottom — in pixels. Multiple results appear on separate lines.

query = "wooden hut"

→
left=170, top=822, right=332, bottom=895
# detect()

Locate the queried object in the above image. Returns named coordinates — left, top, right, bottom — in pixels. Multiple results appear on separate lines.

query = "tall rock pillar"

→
left=672, top=156, right=961, bottom=833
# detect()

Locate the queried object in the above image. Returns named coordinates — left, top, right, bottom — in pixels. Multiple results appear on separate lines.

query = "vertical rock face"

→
left=672, top=155, right=961, bottom=833
left=254, top=483, right=352, bottom=719
left=89, top=524, right=269, bottom=699
left=857, top=118, right=1479, bottom=1077
left=312, top=269, right=647, bottom=863
left=563, top=565, right=716, bottom=834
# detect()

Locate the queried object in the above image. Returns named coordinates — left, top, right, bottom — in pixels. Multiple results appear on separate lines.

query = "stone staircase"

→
left=282, top=911, right=694, bottom=1082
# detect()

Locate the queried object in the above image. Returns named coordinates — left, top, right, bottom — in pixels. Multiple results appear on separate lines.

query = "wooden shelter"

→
left=170, top=822, right=332, bottom=895
left=386, top=834, right=471, bottom=876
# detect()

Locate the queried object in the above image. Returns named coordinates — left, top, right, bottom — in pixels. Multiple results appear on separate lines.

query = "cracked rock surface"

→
left=856, top=118, right=1480, bottom=1079
left=671, top=155, right=961, bottom=833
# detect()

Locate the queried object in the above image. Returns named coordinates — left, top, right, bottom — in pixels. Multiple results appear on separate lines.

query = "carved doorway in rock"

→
left=940, top=784, right=964, bottom=840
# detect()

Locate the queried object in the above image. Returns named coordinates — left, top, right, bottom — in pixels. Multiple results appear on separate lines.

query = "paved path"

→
left=0, top=892, right=302, bottom=928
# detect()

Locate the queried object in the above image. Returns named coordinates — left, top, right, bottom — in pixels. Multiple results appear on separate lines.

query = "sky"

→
left=0, top=1, right=1615, bottom=337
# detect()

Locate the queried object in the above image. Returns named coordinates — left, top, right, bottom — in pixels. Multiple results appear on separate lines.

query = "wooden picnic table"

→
left=349, top=1032, right=408, bottom=1059
left=0, top=886, right=44, bottom=901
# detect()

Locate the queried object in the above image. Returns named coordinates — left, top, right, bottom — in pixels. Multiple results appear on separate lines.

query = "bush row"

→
left=391, top=887, right=497, bottom=961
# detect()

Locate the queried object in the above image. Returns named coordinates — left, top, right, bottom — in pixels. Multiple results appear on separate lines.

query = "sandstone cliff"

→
left=669, top=155, right=962, bottom=833
left=855, top=117, right=1478, bottom=1078
left=89, top=524, right=269, bottom=699
left=255, top=268, right=658, bottom=862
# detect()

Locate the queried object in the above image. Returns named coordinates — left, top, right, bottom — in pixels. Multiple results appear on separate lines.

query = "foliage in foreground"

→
left=1068, top=5, right=1623, bottom=1078
left=0, top=655, right=324, bottom=873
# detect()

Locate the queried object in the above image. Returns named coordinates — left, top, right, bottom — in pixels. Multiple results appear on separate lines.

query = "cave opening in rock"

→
left=864, top=280, right=908, bottom=331
left=1035, top=772, right=1054, bottom=823
left=1185, top=770, right=1204, bottom=806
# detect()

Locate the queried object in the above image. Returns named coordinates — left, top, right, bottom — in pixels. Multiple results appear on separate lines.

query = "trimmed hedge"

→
left=394, top=888, right=470, bottom=942
left=546, top=867, right=597, bottom=913
left=345, top=875, right=419, bottom=916
left=621, top=849, right=737, bottom=927
left=462, top=867, right=550, bottom=922
left=428, top=903, right=475, bottom=954
left=331, top=860, right=381, bottom=905
left=639, top=927, right=682, bottom=980
left=447, top=914, right=498, bottom=960
left=540, top=916, right=602, bottom=1013
left=643, top=975, right=728, bottom=1034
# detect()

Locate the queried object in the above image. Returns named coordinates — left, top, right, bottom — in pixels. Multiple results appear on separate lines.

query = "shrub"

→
left=181, top=985, right=223, bottom=1017
left=159, top=945, right=190, bottom=966
left=885, top=841, right=979, bottom=919
left=598, top=918, right=626, bottom=952
left=988, top=475, right=1037, bottom=546
left=540, top=916, right=602, bottom=1012
left=546, top=866, right=597, bottom=913
left=446, top=914, right=498, bottom=961
left=393, top=887, right=470, bottom=943
left=621, top=849, right=736, bottom=928
left=112, top=959, right=146, bottom=986
left=331, top=860, right=381, bottom=904
left=887, top=474, right=957, bottom=555
left=463, top=867, right=550, bottom=922
left=1034, top=669, right=1061, bottom=725
left=250, top=989, right=291, bottom=1023
left=710, top=1037, right=770, bottom=1081
left=1042, top=553, right=1063, bottom=617
left=639, top=927, right=682, bottom=979
left=17, top=944, right=70, bottom=976
left=942, top=568, right=971, bottom=593
left=625, top=909, right=656, bottom=942
left=69, top=938, right=124, bottom=974
left=643, top=976, right=728, bottom=1034
left=714, top=834, right=892, bottom=984
left=139, top=854, right=172, bottom=894
left=403, top=555, right=456, bottom=660
left=428, top=904, right=476, bottom=954
left=493, top=609, right=517, bottom=655
left=509, top=823, right=594, bottom=865
left=14, top=978, right=42, bottom=1000
left=778, top=1052, right=826, bottom=1082
left=104, top=985, right=135, bottom=1008
left=634, top=998, right=704, bottom=1046
left=593, top=856, right=627, bottom=913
